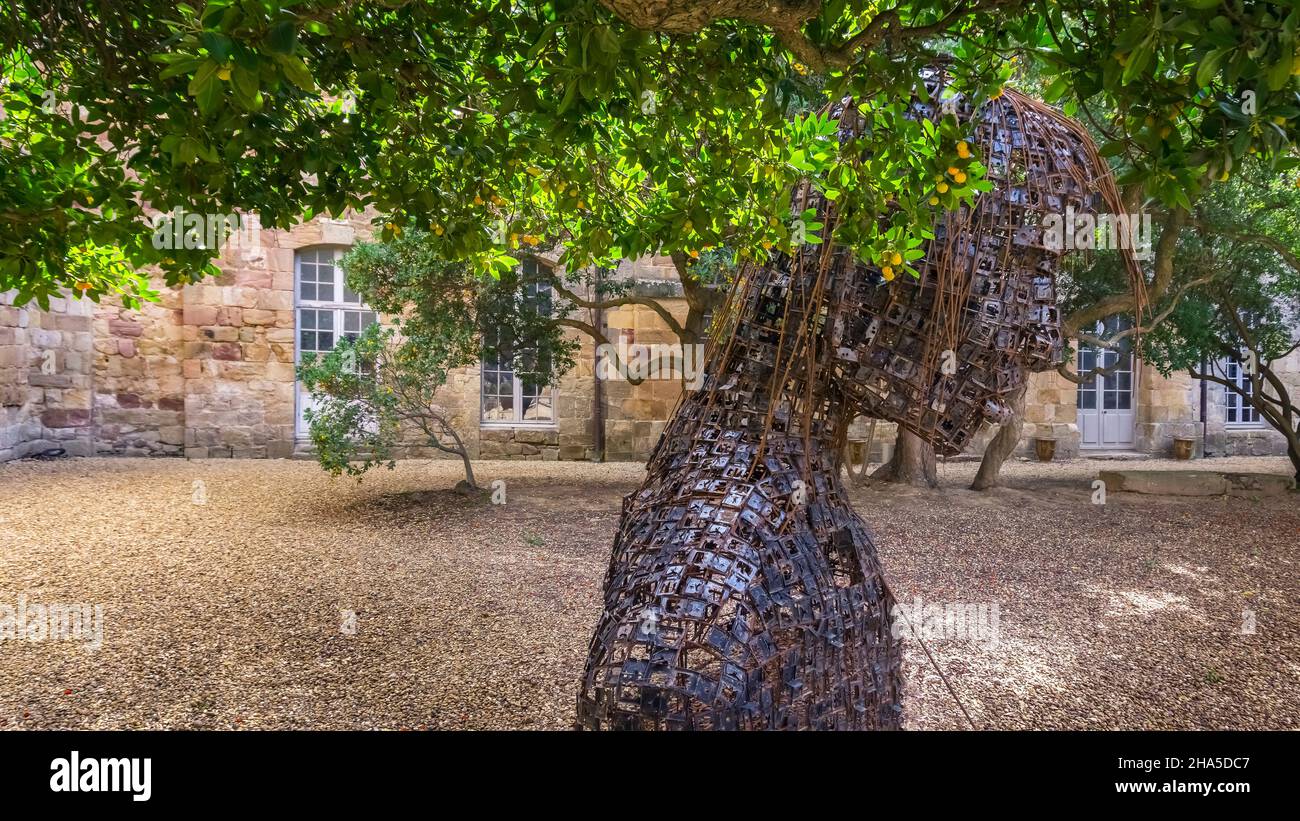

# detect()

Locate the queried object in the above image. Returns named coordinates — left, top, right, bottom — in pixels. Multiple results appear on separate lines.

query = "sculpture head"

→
left=815, top=83, right=1140, bottom=455
left=687, top=79, right=1139, bottom=462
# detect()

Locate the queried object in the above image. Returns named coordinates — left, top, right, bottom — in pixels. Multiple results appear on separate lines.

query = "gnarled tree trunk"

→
left=971, top=382, right=1028, bottom=490
left=870, top=429, right=938, bottom=488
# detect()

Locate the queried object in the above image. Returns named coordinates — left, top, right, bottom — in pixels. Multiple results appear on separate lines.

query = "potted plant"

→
left=1035, top=437, right=1057, bottom=462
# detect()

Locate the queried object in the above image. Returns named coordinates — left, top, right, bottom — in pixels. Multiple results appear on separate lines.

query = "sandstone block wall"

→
left=6, top=233, right=1298, bottom=466
left=1, top=291, right=95, bottom=461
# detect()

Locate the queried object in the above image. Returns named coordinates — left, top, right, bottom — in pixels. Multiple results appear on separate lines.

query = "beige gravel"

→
left=0, top=454, right=1296, bottom=730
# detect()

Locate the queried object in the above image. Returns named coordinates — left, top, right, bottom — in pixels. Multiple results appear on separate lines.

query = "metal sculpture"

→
left=577, top=78, right=1140, bottom=730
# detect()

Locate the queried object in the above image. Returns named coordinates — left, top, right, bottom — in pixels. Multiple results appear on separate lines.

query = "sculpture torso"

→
left=577, top=245, right=905, bottom=729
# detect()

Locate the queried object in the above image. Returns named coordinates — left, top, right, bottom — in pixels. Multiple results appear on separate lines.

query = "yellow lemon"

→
left=217, top=66, right=231, bottom=81
left=954, top=171, right=967, bottom=184
left=682, top=220, right=693, bottom=232
left=928, top=195, right=940, bottom=205
left=947, top=166, right=960, bottom=176
left=936, top=182, right=949, bottom=194
left=473, top=195, right=484, bottom=205
left=890, top=252, right=902, bottom=266
left=1273, top=116, right=1288, bottom=125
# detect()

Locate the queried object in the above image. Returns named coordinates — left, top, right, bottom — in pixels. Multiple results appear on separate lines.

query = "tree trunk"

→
left=438, top=419, right=479, bottom=491
left=1287, top=435, right=1300, bottom=482
left=870, top=429, right=938, bottom=488
left=458, top=449, right=478, bottom=489
left=971, top=382, right=1028, bottom=491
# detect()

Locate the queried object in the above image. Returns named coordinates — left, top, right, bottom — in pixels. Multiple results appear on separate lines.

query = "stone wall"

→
left=0, top=291, right=95, bottom=461
left=1017, top=366, right=1081, bottom=459
left=92, top=280, right=186, bottom=456
left=1135, top=365, right=1202, bottom=458
left=5, top=234, right=1298, bottom=466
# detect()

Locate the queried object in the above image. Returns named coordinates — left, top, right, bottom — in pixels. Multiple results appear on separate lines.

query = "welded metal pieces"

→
left=577, top=80, right=1127, bottom=730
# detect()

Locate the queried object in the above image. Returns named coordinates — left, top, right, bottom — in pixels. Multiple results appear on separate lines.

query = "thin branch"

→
left=547, top=275, right=689, bottom=341
left=554, top=316, right=648, bottom=385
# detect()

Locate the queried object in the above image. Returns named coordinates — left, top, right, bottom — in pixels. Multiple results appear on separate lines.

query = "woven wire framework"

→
left=577, top=79, right=1140, bottom=730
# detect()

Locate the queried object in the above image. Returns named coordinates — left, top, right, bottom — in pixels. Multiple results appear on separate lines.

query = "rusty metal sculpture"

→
left=577, top=78, right=1140, bottom=730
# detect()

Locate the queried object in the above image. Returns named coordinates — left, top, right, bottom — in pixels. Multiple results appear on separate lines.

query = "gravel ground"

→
left=0, top=454, right=1296, bottom=730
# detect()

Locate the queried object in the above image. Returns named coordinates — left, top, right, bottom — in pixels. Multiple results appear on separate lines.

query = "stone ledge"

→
left=1099, top=469, right=1295, bottom=497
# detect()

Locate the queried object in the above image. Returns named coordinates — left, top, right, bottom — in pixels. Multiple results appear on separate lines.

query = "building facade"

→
left=2, top=213, right=1297, bottom=464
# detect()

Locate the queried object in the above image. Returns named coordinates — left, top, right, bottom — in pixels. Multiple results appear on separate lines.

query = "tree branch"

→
left=554, top=316, right=649, bottom=385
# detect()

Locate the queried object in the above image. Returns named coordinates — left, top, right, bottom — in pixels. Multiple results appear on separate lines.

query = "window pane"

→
left=482, top=393, right=514, bottom=420
left=522, top=393, right=553, bottom=422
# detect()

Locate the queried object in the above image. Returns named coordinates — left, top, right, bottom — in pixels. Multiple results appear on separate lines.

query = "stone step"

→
left=1098, top=469, right=1296, bottom=497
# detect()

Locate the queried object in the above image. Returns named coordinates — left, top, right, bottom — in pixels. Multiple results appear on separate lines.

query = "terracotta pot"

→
left=1173, top=437, right=1195, bottom=460
left=1035, top=437, right=1057, bottom=462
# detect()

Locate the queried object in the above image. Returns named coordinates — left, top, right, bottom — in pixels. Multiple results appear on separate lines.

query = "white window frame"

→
left=1220, top=356, right=1264, bottom=428
left=480, top=259, right=558, bottom=429
left=294, top=246, right=377, bottom=436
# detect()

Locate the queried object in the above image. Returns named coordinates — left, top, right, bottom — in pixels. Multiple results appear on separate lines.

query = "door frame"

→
left=1076, top=329, right=1138, bottom=451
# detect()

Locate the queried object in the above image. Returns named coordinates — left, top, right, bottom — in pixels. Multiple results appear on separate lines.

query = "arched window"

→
left=294, top=246, right=376, bottom=436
